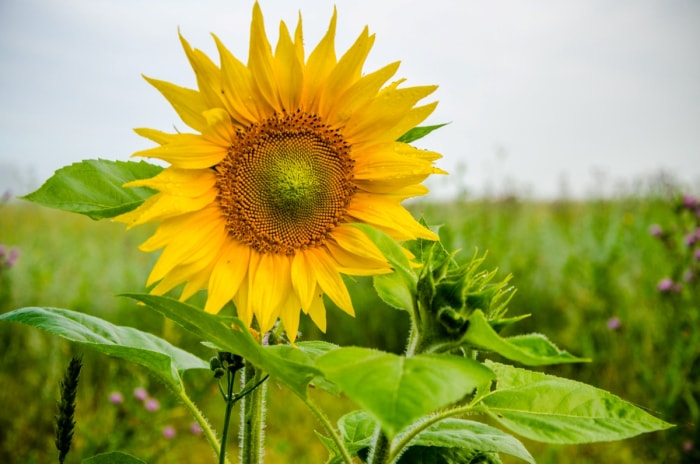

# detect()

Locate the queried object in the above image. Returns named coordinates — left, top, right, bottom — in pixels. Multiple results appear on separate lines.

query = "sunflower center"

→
left=216, top=111, right=355, bottom=255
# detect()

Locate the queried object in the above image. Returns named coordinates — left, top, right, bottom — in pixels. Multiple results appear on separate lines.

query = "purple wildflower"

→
left=162, top=426, right=176, bottom=440
left=606, top=317, right=622, bottom=331
left=658, top=278, right=675, bottom=292
left=109, top=391, right=124, bottom=405
left=683, top=270, right=695, bottom=282
left=6, top=248, right=19, bottom=267
left=681, top=195, right=698, bottom=209
left=683, top=440, right=693, bottom=452
left=133, top=387, right=148, bottom=402
left=190, top=422, right=203, bottom=435
left=649, top=224, right=663, bottom=238
left=144, top=398, right=160, bottom=412
left=695, top=249, right=700, bottom=260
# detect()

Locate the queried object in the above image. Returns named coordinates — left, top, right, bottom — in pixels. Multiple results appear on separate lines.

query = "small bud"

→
left=213, top=367, right=225, bottom=379
left=209, top=356, right=222, bottom=371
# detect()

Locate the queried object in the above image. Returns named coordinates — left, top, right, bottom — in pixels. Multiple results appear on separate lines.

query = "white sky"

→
left=1, top=0, right=699, bottom=199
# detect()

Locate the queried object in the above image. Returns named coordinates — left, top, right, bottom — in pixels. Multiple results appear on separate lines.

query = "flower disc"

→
left=216, top=111, right=355, bottom=255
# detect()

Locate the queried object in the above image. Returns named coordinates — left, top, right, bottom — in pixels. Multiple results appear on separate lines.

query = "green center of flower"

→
left=216, top=111, right=355, bottom=255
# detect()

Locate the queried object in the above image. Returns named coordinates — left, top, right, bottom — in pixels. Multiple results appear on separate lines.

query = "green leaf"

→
left=267, top=341, right=340, bottom=394
left=397, top=123, right=449, bottom=144
left=316, top=347, right=494, bottom=438
left=464, top=310, right=588, bottom=365
left=123, top=293, right=320, bottom=398
left=351, top=223, right=418, bottom=312
left=0, top=307, right=207, bottom=392
left=82, top=451, right=146, bottom=464
left=411, top=419, right=534, bottom=463
left=338, top=410, right=376, bottom=454
left=23, top=159, right=162, bottom=220
left=478, top=361, right=674, bottom=444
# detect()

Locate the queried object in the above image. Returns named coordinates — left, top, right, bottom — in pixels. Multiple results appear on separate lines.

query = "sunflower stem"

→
left=240, top=362, right=267, bottom=464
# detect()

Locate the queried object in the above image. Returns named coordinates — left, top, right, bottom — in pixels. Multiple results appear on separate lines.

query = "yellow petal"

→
left=137, top=214, right=194, bottom=252
left=331, top=225, right=388, bottom=263
left=143, top=76, right=207, bottom=132
left=292, top=251, right=316, bottom=310
left=212, top=34, right=261, bottom=125
left=248, top=3, right=281, bottom=112
left=133, top=128, right=178, bottom=145
left=303, top=7, right=337, bottom=109
left=233, top=273, right=254, bottom=327
left=131, top=134, right=226, bottom=169
left=274, top=20, right=303, bottom=111
left=305, top=248, right=354, bottom=316
left=124, top=168, right=216, bottom=198
left=201, top=108, right=235, bottom=146
left=147, top=208, right=226, bottom=284
left=250, top=253, right=287, bottom=332
left=204, top=240, right=251, bottom=314
left=326, top=241, right=392, bottom=276
left=353, top=143, right=442, bottom=189
left=326, top=61, right=400, bottom=126
left=318, top=27, right=375, bottom=116
left=178, top=32, right=224, bottom=109
left=115, top=189, right=217, bottom=229
left=278, top=289, right=302, bottom=343
left=346, top=193, right=438, bottom=241
left=344, top=85, right=437, bottom=143
left=306, top=284, right=327, bottom=333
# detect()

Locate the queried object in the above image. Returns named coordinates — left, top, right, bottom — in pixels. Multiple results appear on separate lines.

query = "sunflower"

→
left=117, top=3, right=444, bottom=341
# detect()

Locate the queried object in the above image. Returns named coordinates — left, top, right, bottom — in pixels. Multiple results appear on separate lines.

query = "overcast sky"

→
left=1, top=0, right=699, bottom=199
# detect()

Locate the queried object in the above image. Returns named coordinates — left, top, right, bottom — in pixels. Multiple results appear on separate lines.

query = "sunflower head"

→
left=116, top=3, right=445, bottom=342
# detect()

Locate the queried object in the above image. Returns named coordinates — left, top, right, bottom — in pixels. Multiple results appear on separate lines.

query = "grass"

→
left=0, top=194, right=697, bottom=463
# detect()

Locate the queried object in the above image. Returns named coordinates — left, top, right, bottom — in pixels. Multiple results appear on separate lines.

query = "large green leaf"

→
left=82, top=451, right=146, bottom=464
left=123, top=293, right=320, bottom=398
left=0, top=307, right=208, bottom=392
left=464, top=310, right=587, bottom=365
left=23, top=159, right=161, bottom=220
left=351, top=223, right=418, bottom=313
left=477, top=361, right=674, bottom=444
left=315, top=347, right=494, bottom=438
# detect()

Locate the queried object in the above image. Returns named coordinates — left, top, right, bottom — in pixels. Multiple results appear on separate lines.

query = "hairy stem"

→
left=240, top=363, right=267, bottom=464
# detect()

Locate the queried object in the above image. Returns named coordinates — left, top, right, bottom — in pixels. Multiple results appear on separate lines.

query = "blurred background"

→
left=1, top=0, right=699, bottom=198
left=1, top=0, right=699, bottom=463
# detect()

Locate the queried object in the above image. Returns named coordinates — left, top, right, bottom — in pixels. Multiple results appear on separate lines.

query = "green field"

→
left=1, top=193, right=698, bottom=463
